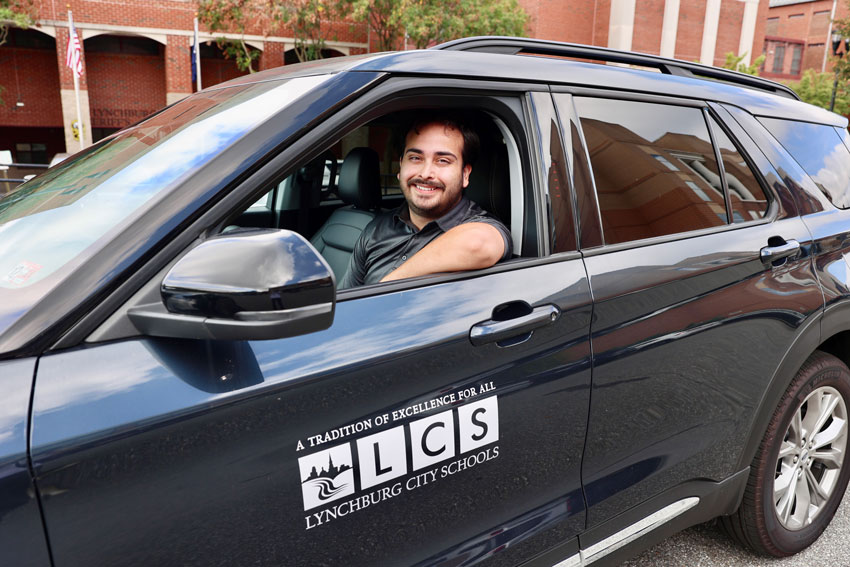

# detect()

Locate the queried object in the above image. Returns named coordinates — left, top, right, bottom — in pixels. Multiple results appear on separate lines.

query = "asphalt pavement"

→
left=621, top=486, right=850, bottom=567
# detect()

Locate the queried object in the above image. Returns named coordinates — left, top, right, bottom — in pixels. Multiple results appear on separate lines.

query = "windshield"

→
left=0, top=74, right=329, bottom=346
left=0, top=74, right=328, bottom=290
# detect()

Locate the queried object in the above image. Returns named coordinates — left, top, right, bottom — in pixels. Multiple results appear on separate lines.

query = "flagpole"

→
left=194, top=17, right=202, bottom=91
left=68, top=9, right=84, bottom=152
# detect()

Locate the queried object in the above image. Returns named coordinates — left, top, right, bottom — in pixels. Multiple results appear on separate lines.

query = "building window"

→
left=773, top=44, right=786, bottom=73
left=788, top=13, right=804, bottom=20
left=790, top=44, right=803, bottom=76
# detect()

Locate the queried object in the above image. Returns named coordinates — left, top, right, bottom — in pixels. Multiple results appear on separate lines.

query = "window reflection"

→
left=760, top=117, right=850, bottom=209
left=708, top=116, right=769, bottom=223
left=575, top=98, right=727, bottom=245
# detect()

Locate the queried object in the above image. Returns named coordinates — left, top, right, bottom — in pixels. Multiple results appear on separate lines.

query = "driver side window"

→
left=226, top=108, right=521, bottom=288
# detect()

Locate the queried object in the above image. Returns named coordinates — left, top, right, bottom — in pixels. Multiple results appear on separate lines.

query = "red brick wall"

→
left=675, top=1, right=707, bottom=63
left=260, top=42, right=285, bottom=71
left=764, top=0, right=850, bottom=76
left=86, top=51, right=166, bottom=129
left=166, top=34, right=192, bottom=93
left=518, top=0, right=763, bottom=66
left=0, top=47, right=63, bottom=127
left=36, top=0, right=368, bottom=44
left=201, top=57, right=249, bottom=89
left=633, top=0, right=666, bottom=56
left=520, top=0, right=611, bottom=45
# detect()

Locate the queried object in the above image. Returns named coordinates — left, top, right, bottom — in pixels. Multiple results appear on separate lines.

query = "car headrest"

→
left=465, top=141, right=510, bottom=226
left=338, top=147, right=381, bottom=210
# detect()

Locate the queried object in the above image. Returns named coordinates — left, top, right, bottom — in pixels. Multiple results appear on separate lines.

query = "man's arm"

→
left=380, top=222, right=506, bottom=283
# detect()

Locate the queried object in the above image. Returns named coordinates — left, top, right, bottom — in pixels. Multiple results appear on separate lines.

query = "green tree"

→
left=351, top=0, right=402, bottom=52
left=0, top=0, right=36, bottom=47
left=197, top=0, right=350, bottom=70
left=196, top=0, right=265, bottom=72
left=352, top=0, right=527, bottom=52
left=272, top=0, right=352, bottom=62
left=399, top=0, right=527, bottom=49
left=784, top=69, right=850, bottom=115
left=721, top=51, right=765, bottom=76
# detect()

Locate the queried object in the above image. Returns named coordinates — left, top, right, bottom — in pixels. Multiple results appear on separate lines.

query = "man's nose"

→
left=420, top=159, right=437, bottom=179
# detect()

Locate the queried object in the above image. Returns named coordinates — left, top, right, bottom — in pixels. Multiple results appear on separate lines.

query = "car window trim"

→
left=703, top=106, right=778, bottom=224
left=560, top=92, right=780, bottom=254
left=74, top=78, right=545, bottom=346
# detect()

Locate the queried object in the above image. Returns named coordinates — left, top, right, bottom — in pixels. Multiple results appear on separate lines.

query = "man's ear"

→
left=462, top=164, right=471, bottom=188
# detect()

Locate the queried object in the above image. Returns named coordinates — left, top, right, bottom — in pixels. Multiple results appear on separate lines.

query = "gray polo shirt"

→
left=339, top=197, right=512, bottom=289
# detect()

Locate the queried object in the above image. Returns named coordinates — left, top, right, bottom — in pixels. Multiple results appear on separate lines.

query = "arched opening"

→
left=200, top=41, right=254, bottom=88
left=0, top=28, right=64, bottom=165
left=84, top=34, right=166, bottom=142
left=283, top=47, right=345, bottom=66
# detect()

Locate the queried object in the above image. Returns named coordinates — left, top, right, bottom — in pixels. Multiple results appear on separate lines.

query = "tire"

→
left=722, top=350, right=850, bottom=556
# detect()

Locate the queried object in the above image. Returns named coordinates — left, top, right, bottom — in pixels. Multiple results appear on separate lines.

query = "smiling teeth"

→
left=416, top=185, right=437, bottom=191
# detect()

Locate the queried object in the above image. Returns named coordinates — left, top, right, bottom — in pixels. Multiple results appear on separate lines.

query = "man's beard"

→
left=406, top=177, right=460, bottom=219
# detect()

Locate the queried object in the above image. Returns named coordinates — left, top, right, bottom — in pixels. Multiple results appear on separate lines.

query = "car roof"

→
left=214, top=38, right=844, bottom=129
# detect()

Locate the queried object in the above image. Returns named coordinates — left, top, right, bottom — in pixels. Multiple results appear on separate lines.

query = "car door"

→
left=550, top=91, right=825, bottom=536
left=29, top=84, right=593, bottom=567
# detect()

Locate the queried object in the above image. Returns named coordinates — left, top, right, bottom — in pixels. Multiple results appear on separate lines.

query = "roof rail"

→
left=432, top=36, right=800, bottom=101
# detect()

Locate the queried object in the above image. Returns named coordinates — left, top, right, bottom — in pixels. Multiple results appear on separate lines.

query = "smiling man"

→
left=339, top=113, right=512, bottom=289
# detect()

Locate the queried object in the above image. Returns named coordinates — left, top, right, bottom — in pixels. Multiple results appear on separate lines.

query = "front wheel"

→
left=723, top=350, right=850, bottom=556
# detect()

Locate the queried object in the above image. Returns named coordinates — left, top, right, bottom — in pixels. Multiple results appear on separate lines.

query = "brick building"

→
left=1, top=0, right=769, bottom=164
left=762, top=0, right=849, bottom=81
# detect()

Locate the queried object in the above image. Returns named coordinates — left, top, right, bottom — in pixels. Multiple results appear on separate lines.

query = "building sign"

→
left=91, top=108, right=158, bottom=128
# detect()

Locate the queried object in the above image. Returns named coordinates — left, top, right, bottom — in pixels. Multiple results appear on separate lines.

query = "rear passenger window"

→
left=707, top=116, right=769, bottom=223
left=759, top=117, right=850, bottom=209
left=575, top=98, right=728, bottom=245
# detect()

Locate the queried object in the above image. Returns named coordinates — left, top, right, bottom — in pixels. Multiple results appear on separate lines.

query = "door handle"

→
left=760, top=239, right=800, bottom=265
left=469, top=304, right=560, bottom=347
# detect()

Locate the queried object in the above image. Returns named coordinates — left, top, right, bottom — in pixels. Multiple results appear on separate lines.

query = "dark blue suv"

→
left=3, top=37, right=850, bottom=567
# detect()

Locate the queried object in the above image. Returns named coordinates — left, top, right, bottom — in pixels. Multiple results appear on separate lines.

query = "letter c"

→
left=422, top=421, right=446, bottom=457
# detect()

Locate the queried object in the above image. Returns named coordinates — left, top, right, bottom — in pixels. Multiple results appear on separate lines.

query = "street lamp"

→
left=830, top=31, right=849, bottom=112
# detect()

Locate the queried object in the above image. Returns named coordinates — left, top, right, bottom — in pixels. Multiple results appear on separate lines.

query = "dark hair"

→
left=401, top=111, right=480, bottom=167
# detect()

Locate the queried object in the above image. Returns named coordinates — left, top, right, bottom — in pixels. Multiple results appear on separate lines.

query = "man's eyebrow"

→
left=403, top=148, right=458, bottom=159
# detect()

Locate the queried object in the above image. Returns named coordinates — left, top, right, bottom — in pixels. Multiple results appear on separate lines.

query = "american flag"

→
left=65, top=20, right=83, bottom=78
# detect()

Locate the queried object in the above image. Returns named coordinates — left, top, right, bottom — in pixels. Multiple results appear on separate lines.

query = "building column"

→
left=166, top=35, right=192, bottom=105
left=56, top=25, right=92, bottom=152
left=660, top=0, right=680, bottom=58
left=608, top=0, right=636, bottom=51
left=260, top=42, right=285, bottom=71
left=700, top=0, right=722, bottom=66
left=738, top=0, right=760, bottom=65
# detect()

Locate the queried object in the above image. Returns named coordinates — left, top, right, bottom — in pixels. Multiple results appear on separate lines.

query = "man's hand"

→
left=380, top=222, right=506, bottom=282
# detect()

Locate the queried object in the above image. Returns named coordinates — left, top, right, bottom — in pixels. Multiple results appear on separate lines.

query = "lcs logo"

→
left=298, top=444, right=356, bottom=510
left=298, top=396, right=499, bottom=512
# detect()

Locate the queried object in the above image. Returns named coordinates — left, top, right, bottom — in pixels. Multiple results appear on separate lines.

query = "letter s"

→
left=471, top=408, right=488, bottom=441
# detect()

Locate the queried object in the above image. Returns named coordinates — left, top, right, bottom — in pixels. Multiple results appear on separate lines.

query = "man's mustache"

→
left=408, top=178, right=446, bottom=190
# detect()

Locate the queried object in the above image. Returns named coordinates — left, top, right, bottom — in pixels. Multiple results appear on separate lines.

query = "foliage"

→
left=784, top=69, right=850, bottom=115
left=351, top=0, right=402, bottom=52
left=351, top=0, right=527, bottom=52
left=0, top=0, right=37, bottom=47
left=196, top=0, right=266, bottom=72
left=272, top=0, right=352, bottom=63
left=721, top=51, right=765, bottom=76
left=197, top=0, right=350, bottom=69
left=398, top=0, right=527, bottom=49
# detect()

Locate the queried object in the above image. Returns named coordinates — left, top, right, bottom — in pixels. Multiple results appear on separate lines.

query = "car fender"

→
left=734, top=309, right=822, bottom=472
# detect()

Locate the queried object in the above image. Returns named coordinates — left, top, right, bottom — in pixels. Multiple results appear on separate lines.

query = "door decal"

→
left=298, top=383, right=500, bottom=530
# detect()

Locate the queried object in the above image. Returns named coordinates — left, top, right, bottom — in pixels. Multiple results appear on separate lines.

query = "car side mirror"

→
left=128, top=229, right=335, bottom=340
